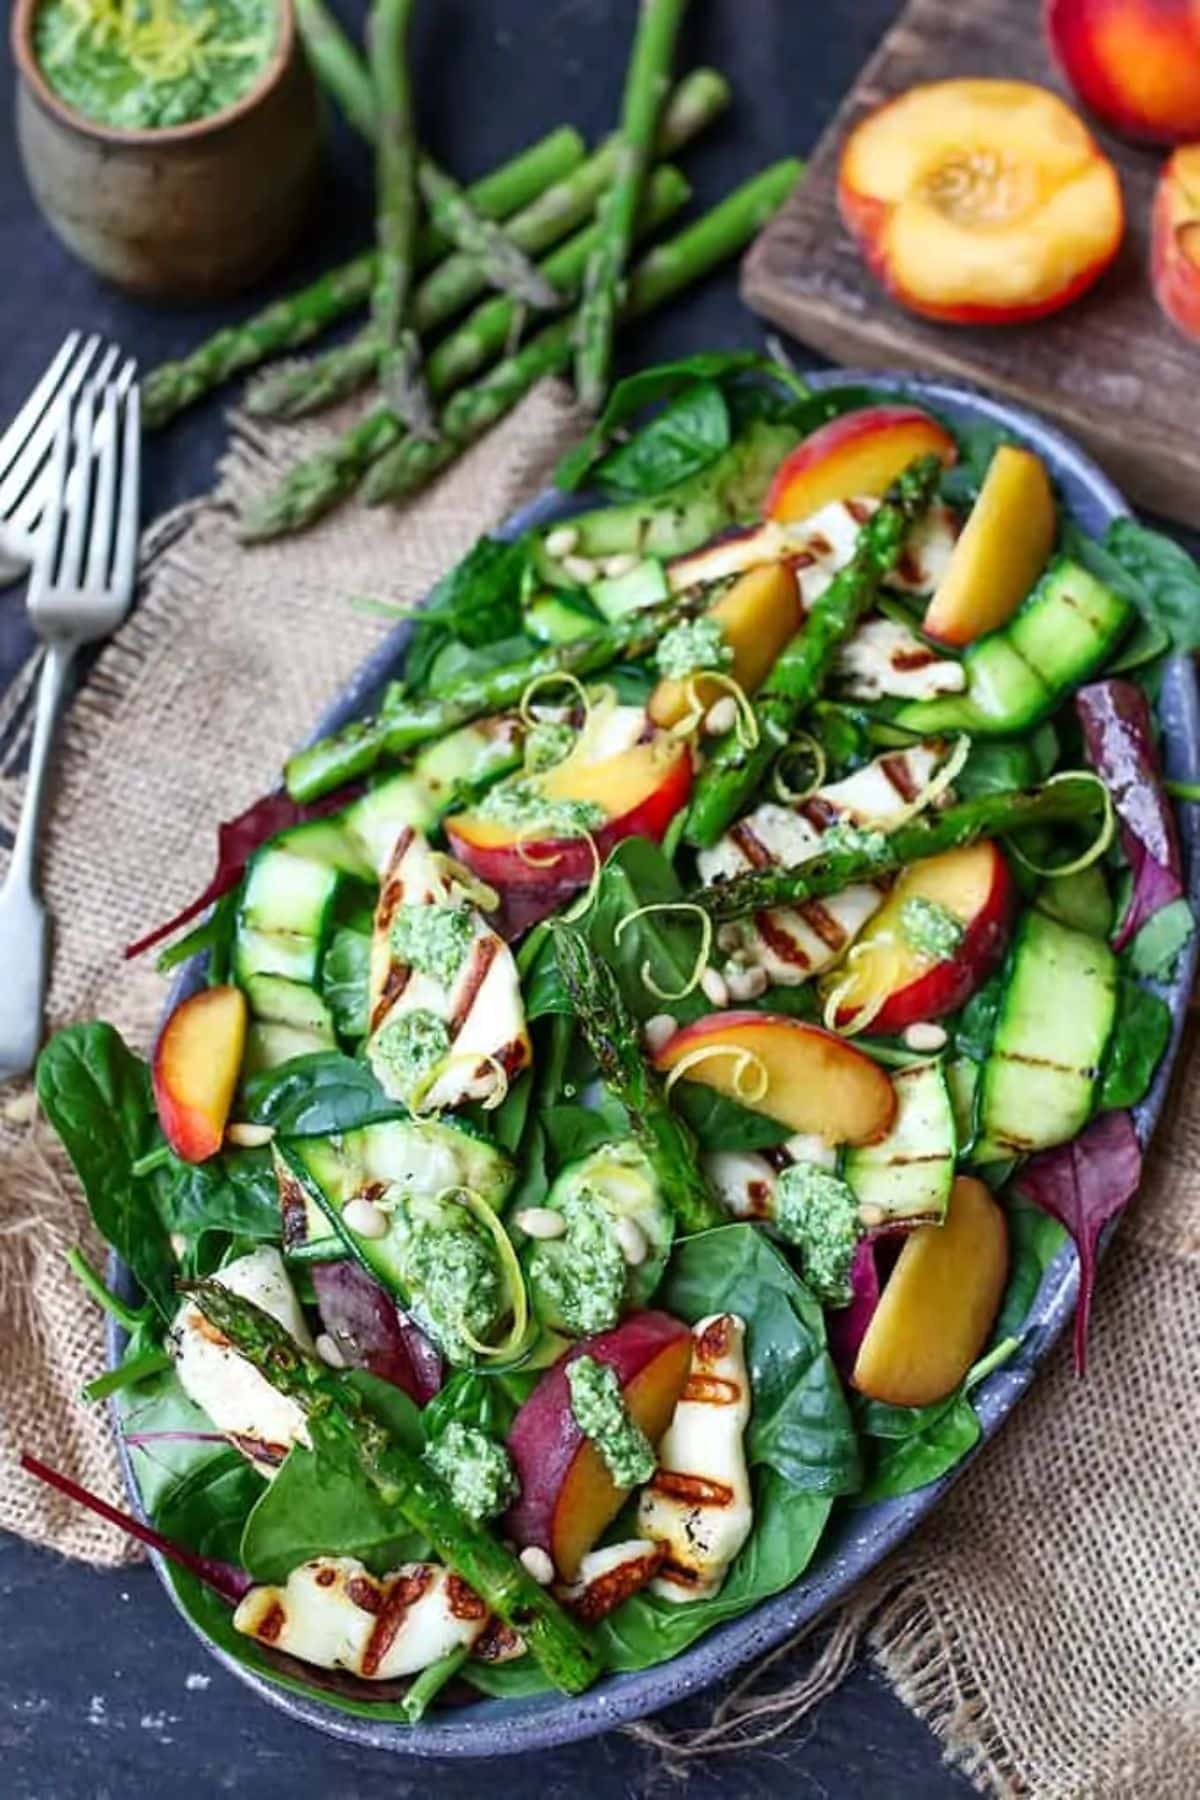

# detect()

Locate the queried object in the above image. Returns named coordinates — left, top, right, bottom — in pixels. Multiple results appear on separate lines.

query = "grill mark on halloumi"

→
left=799, top=898, right=851, bottom=952
left=362, top=1568, right=433, bottom=1677
left=448, top=934, right=499, bottom=1036
left=754, top=909, right=813, bottom=970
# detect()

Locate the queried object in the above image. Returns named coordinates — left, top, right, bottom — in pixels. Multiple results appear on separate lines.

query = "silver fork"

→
left=0, top=332, right=126, bottom=589
left=0, top=363, right=141, bottom=1079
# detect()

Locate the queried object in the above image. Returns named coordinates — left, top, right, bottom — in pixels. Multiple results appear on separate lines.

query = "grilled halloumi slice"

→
left=171, top=1247, right=313, bottom=1478
left=234, top=1557, right=489, bottom=1678
left=555, top=1538, right=666, bottom=1625
left=367, top=827, right=531, bottom=1110
left=701, top=744, right=945, bottom=986
left=637, top=1313, right=753, bottom=1605
left=836, top=617, right=966, bottom=702
left=666, top=498, right=870, bottom=601
left=702, top=1135, right=838, bottom=1223
left=883, top=501, right=959, bottom=596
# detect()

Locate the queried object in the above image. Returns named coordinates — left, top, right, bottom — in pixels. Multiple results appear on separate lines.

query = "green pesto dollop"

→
left=900, top=895, right=964, bottom=963
left=476, top=774, right=605, bottom=836
left=567, top=1355, right=656, bottom=1488
left=819, top=821, right=890, bottom=861
left=35, top=0, right=276, bottom=131
left=370, top=1007, right=450, bottom=1100
left=527, top=1187, right=628, bottom=1337
left=655, top=616, right=733, bottom=682
left=523, top=718, right=576, bottom=774
left=424, top=1422, right=516, bottom=1521
left=773, top=1162, right=861, bottom=1305
left=403, top=1205, right=502, bottom=1364
left=390, top=902, right=474, bottom=989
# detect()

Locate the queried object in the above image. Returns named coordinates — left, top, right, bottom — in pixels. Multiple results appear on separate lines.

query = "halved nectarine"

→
left=765, top=406, right=957, bottom=526
left=152, top=985, right=248, bottom=1163
left=838, top=79, right=1124, bottom=323
left=1047, top=0, right=1200, bottom=144
left=504, top=1312, right=692, bottom=1579
left=922, top=446, right=1057, bottom=647
left=1153, top=145, right=1200, bottom=340
left=825, top=842, right=1013, bottom=1036
left=648, top=561, right=803, bottom=728
left=652, top=1011, right=896, bottom=1145
left=852, top=1175, right=1009, bottom=1406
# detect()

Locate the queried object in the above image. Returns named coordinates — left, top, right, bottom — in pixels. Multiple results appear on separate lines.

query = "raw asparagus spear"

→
left=551, top=925, right=725, bottom=1234
left=247, top=164, right=691, bottom=422
left=141, top=128, right=583, bottom=428
left=369, top=0, right=431, bottom=432
left=683, top=455, right=943, bottom=849
left=182, top=1279, right=602, bottom=1696
left=362, top=157, right=803, bottom=507
left=241, top=164, right=690, bottom=531
left=416, top=161, right=559, bottom=310
left=292, top=0, right=376, bottom=138
left=240, top=69, right=729, bottom=422
left=686, top=776, right=1109, bottom=922
left=284, top=587, right=707, bottom=800
left=575, top=0, right=689, bottom=410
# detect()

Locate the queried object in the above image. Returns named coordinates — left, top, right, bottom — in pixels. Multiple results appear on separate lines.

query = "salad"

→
left=32, top=353, right=1198, bottom=1723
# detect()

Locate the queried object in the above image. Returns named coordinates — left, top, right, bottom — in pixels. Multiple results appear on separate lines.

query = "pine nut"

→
left=725, top=962, right=768, bottom=1002
left=603, top=553, right=639, bottom=578
left=858, top=1203, right=887, bottom=1228
left=513, top=1207, right=567, bottom=1241
left=520, top=1546, right=556, bottom=1586
left=544, top=525, right=579, bottom=559
left=704, top=697, right=738, bottom=737
left=562, top=554, right=599, bottom=586
left=903, top=1021, right=948, bottom=1052
left=315, top=1333, right=348, bottom=1369
left=643, top=1014, right=677, bottom=1055
left=225, top=1121, right=275, bottom=1148
left=700, top=966, right=730, bottom=1008
left=784, top=1132, right=837, bottom=1170
left=613, top=1215, right=649, bottom=1266
left=344, top=1197, right=389, bottom=1240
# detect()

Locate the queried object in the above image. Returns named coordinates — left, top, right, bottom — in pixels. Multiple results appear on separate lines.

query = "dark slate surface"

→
left=0, top=1, right=976, bottom=1791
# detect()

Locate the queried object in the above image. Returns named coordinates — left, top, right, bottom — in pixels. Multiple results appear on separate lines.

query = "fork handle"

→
left=7, top=640, right=74, bottom=896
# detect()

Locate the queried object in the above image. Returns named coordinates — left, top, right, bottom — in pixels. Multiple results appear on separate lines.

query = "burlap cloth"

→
left=2, top=383, right=1196, bottom=1796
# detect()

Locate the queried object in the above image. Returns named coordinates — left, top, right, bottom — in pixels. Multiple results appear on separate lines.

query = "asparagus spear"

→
left=246, top=163, right=692, bottom=422
left=369, top=0, right=431, bottom=432
left=416, top=161, right=559, bottom=310
left=686, top=777, right=1108, bottom=922
left=292, top=0, right=377, bottom=138
left=575, top=0, right=689, bottom=411
left=683, top=455, right=943, bottom=849
left=362, top=157, right=803, bottom=507
left=285, top=586, right=707, bottom=800
left=141, top=128, right=583, bottom=429
left=241, top=69, right=729, bottom=422
left=182, top=1279, right=603, bottom=1696
left=551, top=925, right=725, bottom=1234
left=240, top=159, right=697, bottom=537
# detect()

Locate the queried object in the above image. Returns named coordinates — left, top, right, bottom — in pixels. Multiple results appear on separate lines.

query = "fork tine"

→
left=27, top=402, right=74, bottom=602
left=84, top=385, right=120, bottom=592
left=56, top=385, right=95, bottom=593
left=111, top=381, right=141, bottom=603
left=0, top=332, right=85, bottom=487
left=8, top=348, right=138, bottom=541
left=0, top=334, right=105, bottom=518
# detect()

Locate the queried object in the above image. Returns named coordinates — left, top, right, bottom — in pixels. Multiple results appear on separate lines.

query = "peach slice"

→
left=505, top=1311, right=692, bottom=1579
left=838, top=80, right=1124, bottom=323
left=648, top=561, right=803, bottom=728
left=825, top=842, right=1013, bottom=1036
left=152, top=985, right=248, bottom=1163
left=852, top=1175, right=1009, bottom=1406
left=1152, top=145, right=1200, bottom=340
left=1046, top=0, right=1200, bottom=144
left=652, top=1011, right=896, bottom=1146
left=764, top=406, right=957, bottom=525
left=922, top=446, right=1056, bottom=647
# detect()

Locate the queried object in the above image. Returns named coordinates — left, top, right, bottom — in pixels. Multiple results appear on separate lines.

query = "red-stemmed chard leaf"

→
left=123, top=785, right=360, bottom=961
left=1076, top=679, right=1183, bottom=952
left=1013, top=1109, right=1142, bottom=1375
left=826, top=1237, right=882, bottom=1382
left=19, top=1452, right=252, bottom=1603
left=310, top=1261, right=443, bottom=1403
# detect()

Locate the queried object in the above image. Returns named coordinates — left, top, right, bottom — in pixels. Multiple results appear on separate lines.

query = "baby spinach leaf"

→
left=1097, top=978, right=1171, bottom=1111
left=670, top=1081, right=793, bottom=1151
left=1124, top=896, right=1195, bottom=980
left=404, top=532, right=528, bottom=695
left=953, top=968, right=1006, bottom=1065
left=321, top=926, right=371, bottom=1040
left=856, top=1396, right=980, bottom=1503
left=592, top=381, right=731, bottom=499
left=156, top=1147, right=280, bottom=1243
left=1101, top=518, right=1200, bottom=655
left=540, top=1098, right=629, bottom=1168
left=117, top=1364, right=239, bottom=1520
left=941, top=420, right=1020, bottom=510
left=422, top=1369, right=521, bottom=1443
left=36, top=1023, right=177, bottom=1320
left=243, top=1051, right=399, bottom=1135
left=580, top=837, right=709, bottom=1024
left=993, top=1197, right=1068, bottom=1344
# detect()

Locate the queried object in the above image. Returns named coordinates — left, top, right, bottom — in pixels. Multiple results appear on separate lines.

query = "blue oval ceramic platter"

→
left=110, top=367, right=1200, bottom=1757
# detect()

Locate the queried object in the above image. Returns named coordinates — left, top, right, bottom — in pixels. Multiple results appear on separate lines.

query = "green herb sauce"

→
left=527, top=1187, right=628, bottom=1337
left=567, top=1354, right=656, bottom=1488
left=402, top=1201, right=502, bottom=1365
left=901, top=896, right=965, bottom=963
left=35, top=0, right=276, bottom=131
left=655, top=616, right=732, bottom=681
left=476, top=775, right=605, bottom=837
left=424, top=1421, right=516, bottom=1521
left=773, top=1162, right=861, bottom=1305
left=370, top=1007, right=450, bottom=1101
left=523, top=718, right=576, bottom=775
left=390, top=902, right=474, bottom=989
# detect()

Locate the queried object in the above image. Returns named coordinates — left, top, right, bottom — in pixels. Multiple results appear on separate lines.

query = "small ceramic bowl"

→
left=11, top=0, right=323, bottom=302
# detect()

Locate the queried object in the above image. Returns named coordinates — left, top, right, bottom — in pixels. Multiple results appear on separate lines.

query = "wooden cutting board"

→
left=741, top=0, right=1200, bottom=524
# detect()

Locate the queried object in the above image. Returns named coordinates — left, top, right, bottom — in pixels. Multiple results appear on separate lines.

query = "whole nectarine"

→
left=1153, top=145, right=1200, bottom=339
left=1047, top=0, right=1200, bottom=143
